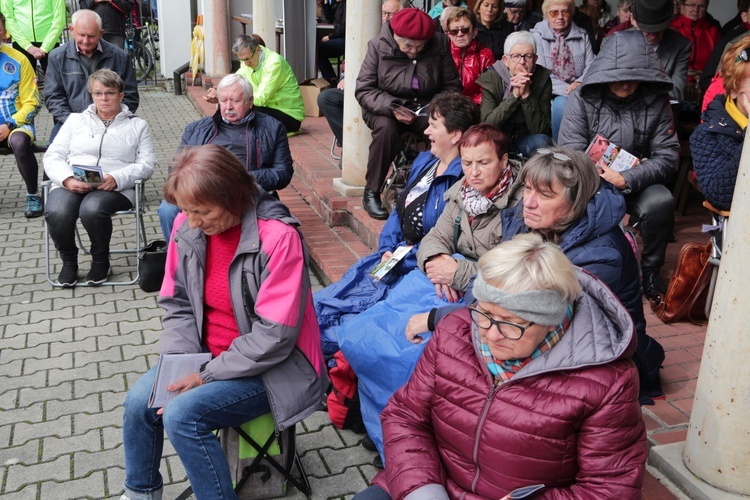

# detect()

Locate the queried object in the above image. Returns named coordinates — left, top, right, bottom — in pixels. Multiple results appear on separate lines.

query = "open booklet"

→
left=71, top=164, right=105, bottom=186
left=393, top=103, right=430, bottom=118
left=369, top=245, right=413, bottom=281
left=148, top=353, right=212, bottom=408
left=585, top=134, right=640, bottom=173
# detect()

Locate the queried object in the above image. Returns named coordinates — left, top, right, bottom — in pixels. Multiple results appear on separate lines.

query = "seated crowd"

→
left=10, top=1, right=744, bottom=497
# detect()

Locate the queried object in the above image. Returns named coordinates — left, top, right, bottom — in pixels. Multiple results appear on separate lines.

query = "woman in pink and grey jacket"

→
left=121, top=144, right=327, bottom=500
left=355, top=234, right=646, bottom=500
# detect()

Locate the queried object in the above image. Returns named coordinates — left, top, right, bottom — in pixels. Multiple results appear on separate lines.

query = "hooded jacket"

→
left=43, top=103, right=156, bottom=205
left=355, top=22, right=462, bottom=115
left=373, top=268, right=647, bottom=499
left=417, top=166, right=522, bottom=292
left=476, top=60, right=552, bottom=137
left=0, top=0, right=66, bottom=54
left=158, top=192, right=328, bottom=430
left=179, top=109, right=293, bottom=194
left=531, top=20, right=595, bottom=96
left=690, top=94, right=745, bottom=211
left=669, top=14, right=720, bottom=77
left=44, top=38, right=139, bottom=123
left=558, top=30, right=679, bottom=195
left=450, top=39, right=495, bottom=105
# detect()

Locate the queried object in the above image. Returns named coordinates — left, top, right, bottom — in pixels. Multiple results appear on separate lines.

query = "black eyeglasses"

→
left=737, top=48, right=750, bottom=63
left=508, top=53, right=535, bottom=62
left=469, top=306, right=535, bottom=340
left=537, top=148, right=572, bottom=162
left=448, top=26, right=472, bottom=36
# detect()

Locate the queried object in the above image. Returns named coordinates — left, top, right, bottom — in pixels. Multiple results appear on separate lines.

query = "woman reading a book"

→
left=43, top=69, right=156, bottom=287
left=558, top=30, right=679, bottom=302
left=353, top=234, right=647, bottom=499
left=120, top=144, right=327, bottom=500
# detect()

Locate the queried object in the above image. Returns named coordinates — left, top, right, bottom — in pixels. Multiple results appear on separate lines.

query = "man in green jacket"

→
left=1, top=0, right=66, bottom=73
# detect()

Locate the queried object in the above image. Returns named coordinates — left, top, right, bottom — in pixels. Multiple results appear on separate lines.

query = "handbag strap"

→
left=453, top=213, right=462, bottom=250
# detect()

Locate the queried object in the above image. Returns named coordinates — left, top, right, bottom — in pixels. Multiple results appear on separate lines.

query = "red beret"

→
left=390, top=8, right=435, bottom=41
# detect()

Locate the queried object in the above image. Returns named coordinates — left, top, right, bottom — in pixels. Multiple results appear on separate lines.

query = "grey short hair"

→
left=71, top=9, right=102, bottom=30
left=232, top=34, right=259, bottom=55
left=478, top=233, right=581, bottom=304
left=541, top=0, right=575, bottom=15
left=504, top=31, right=537, bottom=55
left=87, top=68, right=123, bottom=93
left=519, top=147, right=600, bottom=236
left=216, top=74, right=253, bottom=101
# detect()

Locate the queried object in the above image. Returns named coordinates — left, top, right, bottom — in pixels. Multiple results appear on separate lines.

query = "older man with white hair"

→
left=475, top=30, right=553, bottom=157
left=157, top=74, right=293, bottom=240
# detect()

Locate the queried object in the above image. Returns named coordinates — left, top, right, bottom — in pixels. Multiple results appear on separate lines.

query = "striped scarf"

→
left=480, top=304, right=574, bottom=384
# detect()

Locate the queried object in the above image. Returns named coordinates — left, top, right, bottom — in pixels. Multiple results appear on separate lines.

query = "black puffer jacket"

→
left=558, top=30, right=679, bottom=195
left=690, top=95, right=745, bottom=211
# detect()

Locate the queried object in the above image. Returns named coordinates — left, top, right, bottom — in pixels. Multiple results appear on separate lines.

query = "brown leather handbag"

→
left=651, top=240, right=713, bottom=325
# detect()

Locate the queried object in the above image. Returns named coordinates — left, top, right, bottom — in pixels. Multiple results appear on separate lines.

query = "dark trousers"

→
left=254, top=106, right=301, bottom=133
left=626, top=183, right=675, bottom=271
left=12, top=41, right=57, bottom=74
left=318, top=88, right=344, bottom=145
left=362, top=110, right=429, bottom=192
left=317, top=37, right=345, bottom=83
left=45, top=188, right=132, bottom=262
left=5, top=132, right=40, bottom=194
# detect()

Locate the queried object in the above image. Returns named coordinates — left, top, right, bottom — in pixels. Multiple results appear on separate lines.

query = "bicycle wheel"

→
left=131, top=41, right=154, bottom=82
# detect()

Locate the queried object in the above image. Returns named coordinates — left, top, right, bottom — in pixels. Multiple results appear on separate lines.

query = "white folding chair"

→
left=43, top=179, right=148, bottom=287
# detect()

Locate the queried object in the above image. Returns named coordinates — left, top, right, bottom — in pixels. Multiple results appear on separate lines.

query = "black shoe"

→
left=643, top=270, right=667, bottom=302
left=57, top=262, right=78, bottom=288
left=363, top=188, right=388, bottom=220
left=362, top=435, right=377, bottom=451
left=86, top=261, right=111, bottom=286
left=373, top=454, right=384, bottom=470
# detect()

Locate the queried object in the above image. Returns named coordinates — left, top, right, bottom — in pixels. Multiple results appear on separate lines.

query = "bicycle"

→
left=125, top=20, right=158, bottom=83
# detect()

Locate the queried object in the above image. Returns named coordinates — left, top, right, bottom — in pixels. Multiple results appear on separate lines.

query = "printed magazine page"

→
left=585, top=134, right=640, bottom=172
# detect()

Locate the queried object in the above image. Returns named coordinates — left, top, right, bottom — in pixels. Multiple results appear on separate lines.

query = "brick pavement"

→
left=0, top=85, right=707, bottom=499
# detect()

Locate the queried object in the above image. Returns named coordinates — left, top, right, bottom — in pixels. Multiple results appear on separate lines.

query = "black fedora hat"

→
left=632, top=0, right=673, bottom=33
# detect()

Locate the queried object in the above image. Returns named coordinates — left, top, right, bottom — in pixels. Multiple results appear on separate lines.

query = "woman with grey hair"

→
left=44, top=68, right=156, bottom=287
left=356, top=232, right=647, bottom=499
left=205, top=34, right=305, bottom=132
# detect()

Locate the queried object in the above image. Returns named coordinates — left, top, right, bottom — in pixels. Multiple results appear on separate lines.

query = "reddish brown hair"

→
left=459, top=123, right=508, bottom=160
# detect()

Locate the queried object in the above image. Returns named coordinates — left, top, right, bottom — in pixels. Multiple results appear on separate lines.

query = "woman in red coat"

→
left=446, top=8, right=495, bottom=105
left=354, top=233, right=647, bottom=500
left=670, top=0, right=720, bottom=84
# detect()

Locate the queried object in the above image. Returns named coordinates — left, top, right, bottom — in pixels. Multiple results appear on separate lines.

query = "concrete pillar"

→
left=333, top=1, right=380, bottom=195
left=252, top=1, right=276, bottom=52
left=157, top=0, right=192, bottom=76
left=201, top=0, right=231, bottom=76
left=683, top=131, right=750, bottom=495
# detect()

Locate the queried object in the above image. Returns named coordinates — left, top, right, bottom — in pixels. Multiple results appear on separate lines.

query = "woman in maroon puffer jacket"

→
left=355, top=234, right=647, bottom=500
left=446, top=8, right=496, bottom=105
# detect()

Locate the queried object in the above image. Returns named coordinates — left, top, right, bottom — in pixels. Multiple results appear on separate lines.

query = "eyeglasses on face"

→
left=737, top=48, right=750, bottom=63
left=537, top=148, right=572, bottom=162
left=508, top=53, right=535, bottom=62
left=91, top=91, right=118, bottom=98
left=469, top=305, right=535, bottom=340
left=448, top=26, right=472, bottom=36
left=548, top=9, right=571, bottom=18
left=683, top=2, right=707, bottom=9
left=506, top=7, right=525, bottom=15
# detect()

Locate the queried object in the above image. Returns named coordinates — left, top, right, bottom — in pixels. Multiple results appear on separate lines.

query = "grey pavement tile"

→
left=0, top=484, right=40, bottom=499
left=97, top=331, right=146, bottom=350
left=72, top=324, right=125, bottom=341
left=1, top=342, right=47, bottom=364
left=12, top=415, right=73, bottom=447
left=307, top=467, right=371, bottom=499
left=49, top=337, right=97, bottom=358
left=74, top=407, right=124, bottom=436
left=72, top=447, right=125, bottom=478
left=99, top=356, right=150, bottom=379
left=73, top=375, right=126, bottom=399
left=0, top=357, right=23, bottom=376
left=4, top=454, right=70, bottom=491
left=106, top=467, right=126, bottom=499
left=120, top=316, right=162, bottom=334
left=52, top=315, right=96, bottom=333
left=0, top=310, right=30, bottom=328
left=0, top=437, right=40, bottom=465
left=26, top=327, right=74, bottom=348
left=47, top=394, right=102, bottom=421
left=5, top=371, right=47, bottom=394
left=73, top=345, right=125, bottom=367
left=9, top=297, right=52, bottom=315
left=72, top=300, right=117, bottom=319
left=101, top=426, right=123, bottom=451
left=52, top=293, right=96, bottom=309
left=24, top=352, right=74, bottom=374
left=320, top=446, right=377, bottom=476
left=296, top=424, right=347, bottom=452
left=39, top=470, right=106, bottom=500
left=47, top=364, right=100, bottom=387
left=0, top=419, right=10, bottom=447
left=30, top=303, right=75, bottom=323
left=0, top=401, right=44, bottom=426
left=42, top=428, right=103, bottom=462
left=94, top=310, right=141, bottom=326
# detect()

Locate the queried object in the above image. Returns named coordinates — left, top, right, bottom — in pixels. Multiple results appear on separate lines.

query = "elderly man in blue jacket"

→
left=157, top=74, right=294, bottom=241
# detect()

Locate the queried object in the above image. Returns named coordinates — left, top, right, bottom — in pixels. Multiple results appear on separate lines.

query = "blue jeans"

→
left=353, top=486, right=392, bottom=500
left=516, top=133, right=554, bottom=158
left=551, top=95, right=568, bottom=143
left=157, top=200, right=181, bottom=241
left=122, top=366, right=271, bottom=500
left=45, top=187, right=132, bottom=262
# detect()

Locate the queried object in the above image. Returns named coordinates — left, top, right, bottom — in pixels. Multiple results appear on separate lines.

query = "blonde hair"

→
left=478, top=233, right=581, bottom=302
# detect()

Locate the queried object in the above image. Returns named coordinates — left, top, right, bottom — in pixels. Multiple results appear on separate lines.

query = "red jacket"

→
left=450, top=39, right=495, bottom=105
left=373, top=269, right=647, bottom=499
left=669, top=15, right=720, bottom=78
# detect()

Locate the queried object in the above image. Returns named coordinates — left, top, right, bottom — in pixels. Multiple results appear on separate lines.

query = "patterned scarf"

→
left=480, top=304, right=574, bottom=384
left=460, top=166, right=514, bottom=223
left=549, top=27, right=576, bottom=85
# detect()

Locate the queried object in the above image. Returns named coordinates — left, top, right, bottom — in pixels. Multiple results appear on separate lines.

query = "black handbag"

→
left=138, top=240, right=168, bottom=292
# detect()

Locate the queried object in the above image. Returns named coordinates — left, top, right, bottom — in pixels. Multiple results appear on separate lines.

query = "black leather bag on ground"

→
left=137, top=240, right=167, bottom=292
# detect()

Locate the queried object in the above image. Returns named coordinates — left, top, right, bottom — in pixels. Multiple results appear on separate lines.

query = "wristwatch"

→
left=6, top=122, right=16, bottom=131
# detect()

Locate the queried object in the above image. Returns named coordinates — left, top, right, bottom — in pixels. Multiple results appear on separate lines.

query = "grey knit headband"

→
left=472, top=273, right=570, bottom=325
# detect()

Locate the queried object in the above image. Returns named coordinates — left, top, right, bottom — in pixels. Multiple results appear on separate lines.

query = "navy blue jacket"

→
left=180, top=109, right=293, bottom=193
left=691, top=95, right=744, bottom=211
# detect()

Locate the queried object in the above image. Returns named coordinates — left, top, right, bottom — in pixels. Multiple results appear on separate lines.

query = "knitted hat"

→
left=631, top=0, right=673, bottom=33
left=390, top=8, right=436, bottom=40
